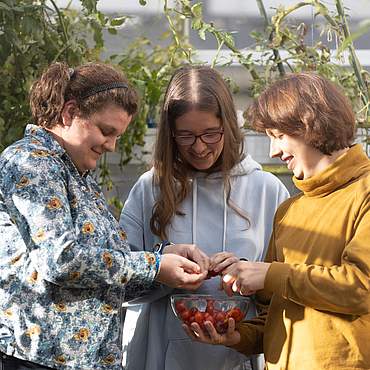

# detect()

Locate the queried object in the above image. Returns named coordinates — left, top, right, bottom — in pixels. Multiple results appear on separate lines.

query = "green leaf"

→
left=110, top=16, right=127, bottom=27
left=139, top=0, right=147, bottom=5
left=0, top=2, right=10, bottom=11
left=107, top=27, right=117, bottom=35
left=198, top=27, right=206, bottom=40
left=338, top=20, right=370, bottom=54
left=191, top=3, right=202, bottom=18
left=97, top=11, right=107, bottom=25
left=80, top=0, right=97, bottom=13
left=222, top=32, right=235, bottom=48
left=192, top=18, right=202, bottom=31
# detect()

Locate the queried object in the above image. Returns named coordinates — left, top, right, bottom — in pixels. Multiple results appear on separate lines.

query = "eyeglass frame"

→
left=172, top=129, right=224, bottom=146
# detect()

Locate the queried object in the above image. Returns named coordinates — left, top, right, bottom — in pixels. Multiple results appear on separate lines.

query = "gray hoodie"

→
left=120, top=155, right=289, bottom=370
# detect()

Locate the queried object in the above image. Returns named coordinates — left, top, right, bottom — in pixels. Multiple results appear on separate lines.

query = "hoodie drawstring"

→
left=222, top=192, right=227, bottom=252
left=192, top=178, right=197, bottom=245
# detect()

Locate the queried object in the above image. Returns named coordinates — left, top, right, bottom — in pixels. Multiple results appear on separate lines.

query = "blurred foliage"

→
left=0, top=0, right=190, bottom=214
left=1, top=0, right=369, bottom=215
left=165, top=0, right=369, bottom=149
left=0, top=0, right=128, bottom=152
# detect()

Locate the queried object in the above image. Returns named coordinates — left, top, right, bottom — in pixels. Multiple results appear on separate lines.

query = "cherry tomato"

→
left=214, top=311, right=226, bottom=323
left=227, top=307, right=244, bottom=323
left=175, top=300, right=186, bottom=314
left=206, top=270, right=219, bottom=279
left=180, top=309, right=191, bottom=322
left=194, top=311, right=205, bottom=328
left=188, top=315, right=196, bottom=324
left=206, top=299, right=215, bottom=314
left=190, top=307, right=198, bottom=315
left=214, top=311, right=228, bottom=333
left=204, top=312, right=215, bottom=326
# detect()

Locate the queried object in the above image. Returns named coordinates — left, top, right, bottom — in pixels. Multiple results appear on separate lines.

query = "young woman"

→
left=119, top=65, right=289, bottom=370
left=187, top=73, right=370, bottom=370
left=0, top=62, right=205, bottom=370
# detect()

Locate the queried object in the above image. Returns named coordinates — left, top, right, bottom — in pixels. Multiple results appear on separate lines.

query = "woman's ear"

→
left=61, top=100, right=78, bottom=127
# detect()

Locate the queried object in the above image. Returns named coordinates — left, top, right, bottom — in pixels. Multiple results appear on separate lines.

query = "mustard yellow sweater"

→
left=232, top=144, right=370, bottom=370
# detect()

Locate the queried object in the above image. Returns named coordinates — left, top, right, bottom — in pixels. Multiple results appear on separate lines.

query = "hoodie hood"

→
left=231, top=153, right=262, bottom=176
left=189, top=153, right=261, bottom=252
left=191, top=153, right=262, bottom=179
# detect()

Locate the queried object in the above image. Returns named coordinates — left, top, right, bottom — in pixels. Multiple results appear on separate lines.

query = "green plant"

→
left=95, top=7, right=193, bottom=214
left=0, top=1, right=89, bottom=151
left=164, top=0, right=369, bottom=149
left=2, top=0, right=369, bottom=215
left=0, top=0, right=134, bottom=153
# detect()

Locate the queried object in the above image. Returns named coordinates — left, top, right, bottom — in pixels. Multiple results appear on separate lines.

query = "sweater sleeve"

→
left=228, top=227, right=278, bottom=355
left=265, top=194, right=370, bottom=315
left=228, top=293, right=269, bottom=356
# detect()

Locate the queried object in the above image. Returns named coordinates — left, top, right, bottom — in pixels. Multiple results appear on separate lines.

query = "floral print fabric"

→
left=0, top=124, right=158, bottom=369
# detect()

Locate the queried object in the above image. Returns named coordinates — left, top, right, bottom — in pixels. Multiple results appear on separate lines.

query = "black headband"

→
left=80, top=82, right=128, bottom=99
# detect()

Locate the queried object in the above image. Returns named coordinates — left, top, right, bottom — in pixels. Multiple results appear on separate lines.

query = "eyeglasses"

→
left=173, top=130, right=224, bottom=146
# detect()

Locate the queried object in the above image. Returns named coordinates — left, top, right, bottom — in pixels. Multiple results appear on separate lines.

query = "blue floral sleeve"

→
left=1, top=142, right=157, bottom=290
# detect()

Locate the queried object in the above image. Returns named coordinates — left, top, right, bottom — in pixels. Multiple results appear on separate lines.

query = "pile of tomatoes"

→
left=174, top=298, right=245, bottom=334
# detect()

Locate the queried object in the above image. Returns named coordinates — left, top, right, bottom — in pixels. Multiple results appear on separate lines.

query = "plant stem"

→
left=256, top=0, right=285, bottom=76
left=164, top=0, right=191, bottom=61
left=335, top=0, right=369, bottom=106
left=48, top=0, right=69, bottom=46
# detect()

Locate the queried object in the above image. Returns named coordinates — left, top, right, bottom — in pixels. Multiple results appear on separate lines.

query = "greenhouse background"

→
left=54, top=0, right=370, bottom=204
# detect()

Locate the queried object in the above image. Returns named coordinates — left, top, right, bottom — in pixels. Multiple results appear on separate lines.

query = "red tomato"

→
left=206, top=299, right=215, bottom=314
left=204, top=312, right=215, bottom=326
left=214, top=311, right=226, bottom=323
left=190, top=307, right=198, bottom=315
left=214, top=311, right=228, bottom=333
left=206, top=270, right=219, bottom=279
left=226, top=307, right=244, bottom=323
left=188, top=315, right=196, bottom=324
left=180, top=309, right=191, bottom=322
left=194, top=311, right=205, bottom=327
left=175, top=300, right=186, bottom=314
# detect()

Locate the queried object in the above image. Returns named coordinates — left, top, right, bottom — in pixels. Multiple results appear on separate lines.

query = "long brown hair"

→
left=247, top=72, right=355, bottom=154
left=30, top=62, right=138, bottom=127
left=150, top=65, right=245, bottom=239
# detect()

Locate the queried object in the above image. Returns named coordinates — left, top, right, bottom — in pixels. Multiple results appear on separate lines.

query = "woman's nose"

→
left=191, top=136, right=208, bottom=153
left=269, top=138, right=280, bottom=158
left=104, top=137, right=116, bottom=152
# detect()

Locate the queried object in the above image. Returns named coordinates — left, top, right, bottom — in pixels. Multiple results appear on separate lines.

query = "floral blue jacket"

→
left=0, top=124, right=159, bottom=369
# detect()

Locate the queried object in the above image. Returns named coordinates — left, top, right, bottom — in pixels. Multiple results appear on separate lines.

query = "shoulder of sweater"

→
left=127, top=168, right=154, bottom=197
left=350, top=169, right=370, bottom=207
left=242, top=169, right=288, bottom=192
left=137, top=167, right=154, bottom=183
left=274, top=193, right=302, bottom=219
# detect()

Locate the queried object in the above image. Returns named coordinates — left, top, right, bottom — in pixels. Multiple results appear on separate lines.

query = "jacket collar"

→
left=25, top=123, right=66, bottom=156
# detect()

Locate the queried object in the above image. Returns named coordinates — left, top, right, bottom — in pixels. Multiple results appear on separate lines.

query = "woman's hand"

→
left=182, top=318, right=241, bottom=347
left=208, top=252, right=239, bottom=278
left=155, top=253, right=206, bottom=289
left=163, top=243, right=210, bottom=277
left=222, top=261, right=271, bottom=296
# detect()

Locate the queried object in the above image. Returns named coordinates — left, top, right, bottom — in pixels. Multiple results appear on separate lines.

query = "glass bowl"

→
left=170, top=294, right=250, bottom=334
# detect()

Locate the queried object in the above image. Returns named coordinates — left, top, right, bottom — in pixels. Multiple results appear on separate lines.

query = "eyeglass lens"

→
left=174, top=132, right=223, bottom=146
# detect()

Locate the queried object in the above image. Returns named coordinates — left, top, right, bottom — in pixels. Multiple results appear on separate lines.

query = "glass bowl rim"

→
left=170, top=294, right=250, bottom=302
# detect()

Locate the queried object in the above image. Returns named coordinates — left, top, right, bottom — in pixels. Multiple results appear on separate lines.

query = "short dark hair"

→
left=30, top=62, right=138, bottom=128
left=247, top=72, right=356, bottom=154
